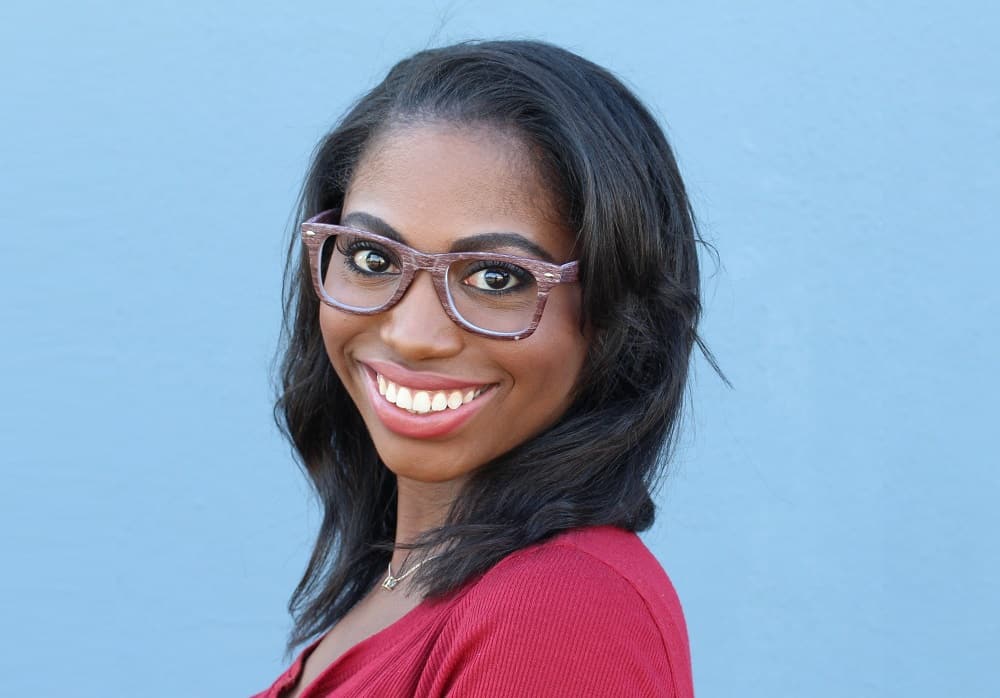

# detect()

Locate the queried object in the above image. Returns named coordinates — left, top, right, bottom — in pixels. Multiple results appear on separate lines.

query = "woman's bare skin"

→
left=285, top=477, right=459, bottom=698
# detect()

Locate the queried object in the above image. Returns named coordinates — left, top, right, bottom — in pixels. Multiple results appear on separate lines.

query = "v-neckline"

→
left=278, top=591, right=458, bottom=698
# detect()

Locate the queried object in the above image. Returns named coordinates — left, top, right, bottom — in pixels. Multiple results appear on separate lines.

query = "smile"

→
left=358, top=361, right=497, bottom=439
left=377, top=373, right=487, bottom=414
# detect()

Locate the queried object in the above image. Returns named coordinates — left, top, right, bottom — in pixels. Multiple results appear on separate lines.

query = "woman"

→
left=254, top=40, right=712, bottom=698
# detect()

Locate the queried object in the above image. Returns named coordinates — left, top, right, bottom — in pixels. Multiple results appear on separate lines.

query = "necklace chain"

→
left=381, top=554, right=440, bottom=591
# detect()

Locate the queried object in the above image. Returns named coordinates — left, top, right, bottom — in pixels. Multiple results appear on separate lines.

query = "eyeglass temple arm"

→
left=555, top=261, right=579, bottom=283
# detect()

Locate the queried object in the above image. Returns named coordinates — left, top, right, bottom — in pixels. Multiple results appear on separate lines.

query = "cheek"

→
left=541, top=286, right=588, bottom=371
left=318, top=305, right=365, bottom=378
left=508, top=288, right=589, bottom=419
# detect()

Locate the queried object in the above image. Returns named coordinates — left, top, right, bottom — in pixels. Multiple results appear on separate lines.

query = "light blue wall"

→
left=2, top=2, right=997, bottom=696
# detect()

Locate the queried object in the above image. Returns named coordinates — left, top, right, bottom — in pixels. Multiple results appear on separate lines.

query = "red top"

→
left=252, top=526, right=693, bottom=697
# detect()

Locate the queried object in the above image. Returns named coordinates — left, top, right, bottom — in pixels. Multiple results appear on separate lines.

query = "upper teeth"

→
left=377, top=373, right=484, bottom=414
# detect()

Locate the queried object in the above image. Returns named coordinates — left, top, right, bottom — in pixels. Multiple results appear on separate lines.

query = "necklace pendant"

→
left=382, top=574, right=399, bottom=591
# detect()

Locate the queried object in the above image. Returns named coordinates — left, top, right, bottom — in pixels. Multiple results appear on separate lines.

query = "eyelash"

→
left=335, top=235, right=537, bottom=291
left=338, top=239, right=398, bottom=275
left=464, top=260, right=533, bottom=292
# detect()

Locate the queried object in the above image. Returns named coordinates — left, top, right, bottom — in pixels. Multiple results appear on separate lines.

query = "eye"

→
left=351, top=248, right=396, bottom=274
left=463, top=263, right=528, bottom=291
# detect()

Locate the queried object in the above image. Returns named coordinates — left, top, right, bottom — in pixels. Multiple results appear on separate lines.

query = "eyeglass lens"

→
left=320, top=233, right=540, bottom=334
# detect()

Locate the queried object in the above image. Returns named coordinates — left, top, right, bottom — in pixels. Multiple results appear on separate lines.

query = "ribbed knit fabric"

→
left=252, top=526, right=693, bottom=697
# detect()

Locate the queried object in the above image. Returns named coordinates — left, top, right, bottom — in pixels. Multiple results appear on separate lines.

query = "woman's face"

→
left=320, top=123, right=588, bottom=485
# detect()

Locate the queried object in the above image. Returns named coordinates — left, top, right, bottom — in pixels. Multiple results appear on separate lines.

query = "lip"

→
left=358, top=361, right=496, bottom=439
left=362, top=358, right=486, bottom=391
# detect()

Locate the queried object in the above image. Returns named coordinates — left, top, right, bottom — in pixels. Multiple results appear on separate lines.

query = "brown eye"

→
left=463, top=263, right=528, bottom=291
left=353, top=249, right=392, bottom=273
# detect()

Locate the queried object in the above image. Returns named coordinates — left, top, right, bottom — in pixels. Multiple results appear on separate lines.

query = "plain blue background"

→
left=2, top=1, right=997, bottom=696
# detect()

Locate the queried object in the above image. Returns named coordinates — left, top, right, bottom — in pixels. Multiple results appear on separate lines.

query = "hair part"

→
left=275, top=39, right=720, bottom=652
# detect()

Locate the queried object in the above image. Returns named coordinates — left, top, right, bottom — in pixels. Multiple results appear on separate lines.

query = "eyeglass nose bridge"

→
left=387, top=250, right=462, bottom=320
left=405, top=249, right=453, bottom=276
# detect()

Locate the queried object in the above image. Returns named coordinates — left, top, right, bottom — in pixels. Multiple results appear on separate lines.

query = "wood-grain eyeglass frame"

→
left=300, top=209, right=579, bottom=341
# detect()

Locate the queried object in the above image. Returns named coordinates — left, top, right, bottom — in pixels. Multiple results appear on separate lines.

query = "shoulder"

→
left=425, top=527, right=693, bottom=698
left=471, top=526, right=688, bottom=635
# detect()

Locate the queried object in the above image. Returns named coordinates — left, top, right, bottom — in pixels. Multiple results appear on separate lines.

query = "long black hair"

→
left=276, top=39, right=720, bottom=650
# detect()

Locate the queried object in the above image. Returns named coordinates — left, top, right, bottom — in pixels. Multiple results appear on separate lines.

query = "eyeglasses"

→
left=300, top=210, right=579, bottom=340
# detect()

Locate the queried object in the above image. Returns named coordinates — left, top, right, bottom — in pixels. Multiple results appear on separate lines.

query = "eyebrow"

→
left=339, top=211, right=556, bottom=262
left=340, top=212, right=405, bottom=243
left=449, top=233, right=555, bottom=262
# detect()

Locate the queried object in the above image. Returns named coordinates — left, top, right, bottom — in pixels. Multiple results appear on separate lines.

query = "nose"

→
left=379, top=271, right=464, bottom=359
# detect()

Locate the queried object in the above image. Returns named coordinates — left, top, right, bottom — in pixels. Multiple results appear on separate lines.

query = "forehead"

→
left=342, top=123, right=573, bottom=259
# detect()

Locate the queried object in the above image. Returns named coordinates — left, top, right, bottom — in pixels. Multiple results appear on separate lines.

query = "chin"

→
left=366, top=432, right=481, bottom=486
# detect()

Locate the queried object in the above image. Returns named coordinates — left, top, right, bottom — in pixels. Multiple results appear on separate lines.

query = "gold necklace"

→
left=381, top=554, right=440, bottom=591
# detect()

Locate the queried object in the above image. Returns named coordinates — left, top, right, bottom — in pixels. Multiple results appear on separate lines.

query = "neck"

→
left=390, top=475, right=464, bottom=569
